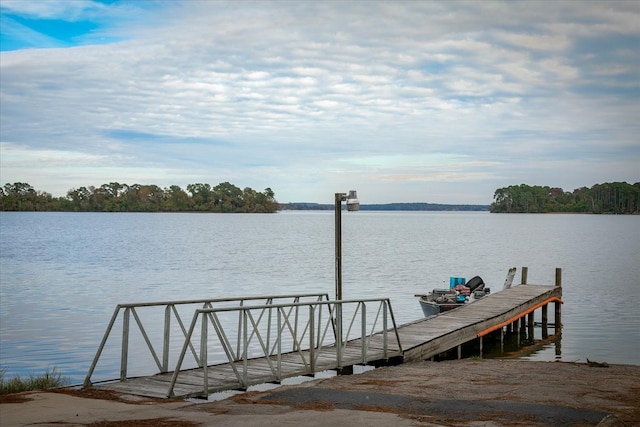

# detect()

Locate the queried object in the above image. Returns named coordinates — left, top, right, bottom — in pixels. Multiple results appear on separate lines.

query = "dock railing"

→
left=167, top=298, right=402, bottom=397
left=83, top=294, right=331, bottom=387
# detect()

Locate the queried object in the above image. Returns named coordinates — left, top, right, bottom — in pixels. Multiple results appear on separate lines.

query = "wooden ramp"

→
left=95, top=284, right=561, bottom=399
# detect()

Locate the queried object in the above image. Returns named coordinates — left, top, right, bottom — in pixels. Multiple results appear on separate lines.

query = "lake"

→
left=1, top=211, right=639, bottom=385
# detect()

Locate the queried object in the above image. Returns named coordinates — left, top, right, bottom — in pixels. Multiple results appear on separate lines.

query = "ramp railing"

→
left=167, top=298, right=402, bottom=397
left=83, top=293, right=330, bottom=387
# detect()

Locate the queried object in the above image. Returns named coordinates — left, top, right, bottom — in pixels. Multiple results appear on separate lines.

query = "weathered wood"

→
left=503, top=267, right=517, bottom=289
left=555, top=268, right=563, bottom=330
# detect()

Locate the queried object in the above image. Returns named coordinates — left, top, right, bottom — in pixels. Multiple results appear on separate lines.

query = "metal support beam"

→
left=335, top=192, right=345, bottom=301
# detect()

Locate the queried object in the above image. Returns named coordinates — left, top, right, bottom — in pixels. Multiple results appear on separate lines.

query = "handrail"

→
left=167, top=298, right=402, bottom=398
left=83, top=293, right=330, bottom=387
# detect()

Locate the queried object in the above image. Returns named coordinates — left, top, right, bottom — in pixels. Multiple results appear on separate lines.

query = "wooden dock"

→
left=400, top=283, right=561, bottom=362
left=95, top=277, right=562, bottom=399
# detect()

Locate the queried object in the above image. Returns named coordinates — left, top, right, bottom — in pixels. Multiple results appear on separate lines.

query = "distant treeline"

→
left=0, top=182, right=279, bottom=213
left=280, top=202, right=489, bottom=211
left=490, top=182, right=640, bottom=214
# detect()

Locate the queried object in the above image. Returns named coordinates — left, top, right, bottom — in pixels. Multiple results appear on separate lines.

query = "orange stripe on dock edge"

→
left=477, top=297, right=563, bottom=338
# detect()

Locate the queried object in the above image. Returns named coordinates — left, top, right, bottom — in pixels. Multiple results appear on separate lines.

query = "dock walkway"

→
left=94, top=281, right=561, bottom=399
left=400, top=284, right=561, bottom=362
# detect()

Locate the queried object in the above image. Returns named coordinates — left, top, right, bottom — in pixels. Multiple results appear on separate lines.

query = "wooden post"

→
left=541, top=304, right=549, bottom=338
left=555, top=268, right=562, bottom=330
left=121, top=307, right=130, bottom=381
left=457, top=344, right=462, bottom=359
left=521, top=267, right=528, bottom=285
left=479, top=336, right=483, bottom=358
left=500, top=328, right=504, bottom=354
left=527, top=312, right=534, bottom=341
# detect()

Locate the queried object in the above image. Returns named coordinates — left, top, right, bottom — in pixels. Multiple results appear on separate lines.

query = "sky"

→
left=0, top=1, right=638, bottom=205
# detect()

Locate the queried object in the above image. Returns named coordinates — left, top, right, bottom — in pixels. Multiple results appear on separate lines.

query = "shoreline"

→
left=1, top=359, right=639, bottom=426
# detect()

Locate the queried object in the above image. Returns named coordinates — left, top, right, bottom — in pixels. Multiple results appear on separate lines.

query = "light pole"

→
left=335, top=190, right=359, bottom=300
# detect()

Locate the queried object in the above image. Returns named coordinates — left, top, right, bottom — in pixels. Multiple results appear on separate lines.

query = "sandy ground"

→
left=1, top=359, right=639, bottom=427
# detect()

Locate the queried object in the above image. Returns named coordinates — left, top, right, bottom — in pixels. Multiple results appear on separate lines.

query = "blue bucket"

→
left=449, top=277, right=466, bottom=288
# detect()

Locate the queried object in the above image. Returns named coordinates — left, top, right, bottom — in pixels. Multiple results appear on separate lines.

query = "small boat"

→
left=417, top=269, right=517, bottom=317
left=417, top=275, right=490, bottom=317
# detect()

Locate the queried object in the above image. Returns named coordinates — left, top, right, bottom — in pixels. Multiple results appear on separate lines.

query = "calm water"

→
left=1, top=211, right=639, bottom=385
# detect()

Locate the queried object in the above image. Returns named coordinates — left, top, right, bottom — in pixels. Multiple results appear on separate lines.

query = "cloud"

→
left=0, top=1, right=638, bottom=204
left=0, top=0, right=101, bottom=20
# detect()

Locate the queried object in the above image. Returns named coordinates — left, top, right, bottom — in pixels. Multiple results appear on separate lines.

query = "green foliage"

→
left=0, top=367, right=69, bottom=394
left=490, top=182, right=640, bottom=214
left=0, top=182, right=279, bottom=213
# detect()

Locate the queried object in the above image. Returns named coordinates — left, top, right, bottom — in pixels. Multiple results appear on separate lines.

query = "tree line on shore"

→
left=3, top=180, right=638, bottom=214
left=490, top=181, right=640, bottom=214
left=0, top=182, right=279, bottom=213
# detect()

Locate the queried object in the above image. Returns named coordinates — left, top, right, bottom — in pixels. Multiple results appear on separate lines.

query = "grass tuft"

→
left=0, top=367, right=69, bottom=394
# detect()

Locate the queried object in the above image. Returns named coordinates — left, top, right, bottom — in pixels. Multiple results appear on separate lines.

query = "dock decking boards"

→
left=96, top=284, right=561, bottom=399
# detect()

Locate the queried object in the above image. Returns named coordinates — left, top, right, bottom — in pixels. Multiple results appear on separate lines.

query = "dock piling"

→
left=527, top=312, right=534, bottom=341
left=555, top=268, right=562, bottom=330
left=542, top=304, right=549, bottom=338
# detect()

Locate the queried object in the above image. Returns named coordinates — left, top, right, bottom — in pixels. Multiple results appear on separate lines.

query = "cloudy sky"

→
left=1, top=1, right=638, bottom=204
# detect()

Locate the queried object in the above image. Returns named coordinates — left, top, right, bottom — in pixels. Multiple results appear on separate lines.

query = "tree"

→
left=2, top=182, right=36, bottom=210
left=490, top=182, right=640, bottom=214
left=213, top=182, right=243, bottom=212
left=66, top=187, right=91, bottom=211
left=137, top=185, right=164, bottom=212
left=2, top=181, right=280, bottom=213
left=164, top=185, right=191, bottom=211
left=258, top=187, right=278, bottom=213
left=187, top=183, right=212, bottom=211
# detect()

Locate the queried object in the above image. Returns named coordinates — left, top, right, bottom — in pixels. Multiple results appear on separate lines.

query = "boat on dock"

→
left=417, top=275, right=490, bottom=317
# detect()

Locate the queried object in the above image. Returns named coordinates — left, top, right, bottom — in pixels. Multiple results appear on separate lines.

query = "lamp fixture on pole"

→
left=335, top=190, right=359, bottom=300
